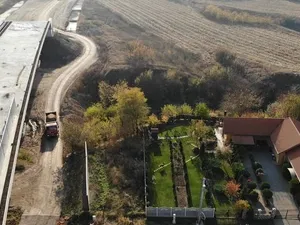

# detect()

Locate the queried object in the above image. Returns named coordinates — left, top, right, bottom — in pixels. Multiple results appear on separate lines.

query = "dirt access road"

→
left=97, top=0, right=300, bottom=72
left=5, top=0, right=97, bottom=224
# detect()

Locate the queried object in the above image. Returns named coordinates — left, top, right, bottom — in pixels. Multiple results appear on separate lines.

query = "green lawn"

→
left=186, top=157, right=206, bottom=207
left=149, top=124, right=232, bottom=210
left=149, top=140, right=175, bottom=207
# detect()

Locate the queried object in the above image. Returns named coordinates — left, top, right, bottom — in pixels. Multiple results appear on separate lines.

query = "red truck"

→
left=45, top=111, right=59, bottom=137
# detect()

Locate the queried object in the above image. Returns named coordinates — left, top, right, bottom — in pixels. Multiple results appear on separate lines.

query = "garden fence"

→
left=274, top=209, right=299, bottom=219
left=146, top=207, right=215, bottom=218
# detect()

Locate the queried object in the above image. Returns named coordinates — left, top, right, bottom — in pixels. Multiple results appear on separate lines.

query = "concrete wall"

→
left=0, top=98, right=17, bottom=203
left=0, top=99, right=16, bottom=175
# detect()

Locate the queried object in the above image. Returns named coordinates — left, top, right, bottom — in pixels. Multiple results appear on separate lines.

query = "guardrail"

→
left=0, top=21, right=12, bottom=37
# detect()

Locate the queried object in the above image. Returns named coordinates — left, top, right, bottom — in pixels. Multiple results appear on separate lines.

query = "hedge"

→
left=248, top=190, right=259, bottom=202
left=262, top=189, right=273, bottom=200
left=247, top=182, right=257, bottom=190
left=260, top=182, right=271, bottom=190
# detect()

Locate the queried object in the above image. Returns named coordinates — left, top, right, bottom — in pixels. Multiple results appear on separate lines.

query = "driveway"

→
left=253, top=149, right=298, bottom=211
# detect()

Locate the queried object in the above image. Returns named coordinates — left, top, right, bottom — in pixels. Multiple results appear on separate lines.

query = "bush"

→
left=247, top=182, right=257, bottom=190
left=289, top=178, right=300, bottom=195
left=253, top=162, right=262, bottom=170
left=262, top=189, right=273, bottom=200
left=248, top=190, right=259, bottom=202
left=242, top=170, right=251, bottom=179
left=212, top=166, right=225, bottom=179
left=255, top=168, right=264, bottom=175
left=232, top=162, right=245, bottom=178
left=214, top=183, right=225, bottom=194
left=261, top=182, right=271, bottom=190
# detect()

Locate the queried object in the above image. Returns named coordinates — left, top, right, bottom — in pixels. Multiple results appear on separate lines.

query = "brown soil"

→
left=80, top=0, right=300, bottom=72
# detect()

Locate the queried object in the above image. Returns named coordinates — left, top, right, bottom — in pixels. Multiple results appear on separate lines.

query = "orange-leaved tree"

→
left=225, top=180, right=240, bottom=200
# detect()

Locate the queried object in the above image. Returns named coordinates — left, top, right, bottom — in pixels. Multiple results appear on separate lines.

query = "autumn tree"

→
left=148, top=114, right=160, bottom=126
left=190, top=120, right=210, bottom=141
left=114, top=87, right=149, bottom=135
left=221, top=88, right=262, bottom=116
left=98, top=81, right=115, bottom=107
left=234, top=200, right=250, bottom=213
left=268, top=94, right=300, bottom=119
left=161, top=104, right=179, bottom=122
left=194, top=103, right=210, bottom=119
left=225, top=180, right=240, bottom=200
left=179, top=103, right=193, bottom=115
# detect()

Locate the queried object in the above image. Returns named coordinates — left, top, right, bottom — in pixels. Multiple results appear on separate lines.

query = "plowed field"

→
left=98, top=0, right=300, bottom=71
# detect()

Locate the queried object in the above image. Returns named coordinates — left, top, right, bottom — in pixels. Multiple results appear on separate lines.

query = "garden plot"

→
left=148, top=124, right=237, bottom=212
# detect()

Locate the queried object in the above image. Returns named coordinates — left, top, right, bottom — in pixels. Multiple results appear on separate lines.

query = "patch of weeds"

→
left=61, top=152, right=84, bottom=215
left=6, top=206, right=23, bottom=225
left=89, top=152, right=110, bottom=211
left=18, top=148, right=33, bottom=164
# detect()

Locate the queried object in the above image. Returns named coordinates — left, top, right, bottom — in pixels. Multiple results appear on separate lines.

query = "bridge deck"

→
left=0, top=20, right=51, bottom=225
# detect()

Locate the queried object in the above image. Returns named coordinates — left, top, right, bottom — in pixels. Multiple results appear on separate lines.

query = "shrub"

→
left=194, top=103, right=210, bottom=119
left=225, top=180, right=240, bottom=199
left=289, top=178, right=300, bottom=195
left=262, top=189, right=273, bottom=200
left=248, top=190, right=259, bottom=202
left=253, top=162, right=262, bottom=170
left=214, top=183, right=225, bottom=194
left=212, top=166, right=225, bottom=179
left=255, top=168, right=264, bottom=175
left=242, top=170, right=251, bottom=178
left=234, top=200, right=250, bottom=213
left=247, top=182, right=257, bottom=190
left=232, top=162, right=245, bottom=178
left=261, top=182, right=271, bottom=190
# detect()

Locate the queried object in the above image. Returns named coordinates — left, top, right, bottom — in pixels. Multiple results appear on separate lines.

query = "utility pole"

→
left=197, top=178, right=206, bottom=225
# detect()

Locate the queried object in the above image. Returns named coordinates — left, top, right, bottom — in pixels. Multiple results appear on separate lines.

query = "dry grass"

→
left=203, top=5, right=274, bottom=25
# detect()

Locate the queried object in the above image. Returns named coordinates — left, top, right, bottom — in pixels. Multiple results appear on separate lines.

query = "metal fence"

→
left=275, top=209, right=299, bottom=219
left=146, top=207, right=215, bottom=218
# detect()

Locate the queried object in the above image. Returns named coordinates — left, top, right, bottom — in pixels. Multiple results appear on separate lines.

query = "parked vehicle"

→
left=45, top=111, right=59, bottom=137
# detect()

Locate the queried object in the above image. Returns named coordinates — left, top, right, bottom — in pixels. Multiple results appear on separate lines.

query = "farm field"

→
left=199, top=0, right=300, bottom=19
left=97, top=0, right=300, bottom=71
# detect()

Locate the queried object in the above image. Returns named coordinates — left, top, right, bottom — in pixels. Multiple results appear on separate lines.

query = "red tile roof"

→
left=223, top=118, right=283, bottom=136
left=271, top=118, right=300, bottom=153
left=223, top=117, right=300, bottom=154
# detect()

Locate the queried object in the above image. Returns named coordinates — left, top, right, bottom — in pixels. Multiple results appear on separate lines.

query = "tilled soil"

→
left=95, top=0, right=300, bottom=72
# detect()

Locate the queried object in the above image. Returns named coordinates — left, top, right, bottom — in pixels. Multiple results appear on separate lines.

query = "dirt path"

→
left=97, top=0, right=300, bottom=71
left=18, top=30, right=97, bottom=225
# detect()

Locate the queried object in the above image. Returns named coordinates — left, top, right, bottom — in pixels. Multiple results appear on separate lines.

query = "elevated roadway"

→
left=0, top=20, right=53, bottom=225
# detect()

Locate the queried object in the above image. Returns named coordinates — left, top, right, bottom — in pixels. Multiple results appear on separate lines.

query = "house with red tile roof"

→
left=223, top=117, right=300, bottom=180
